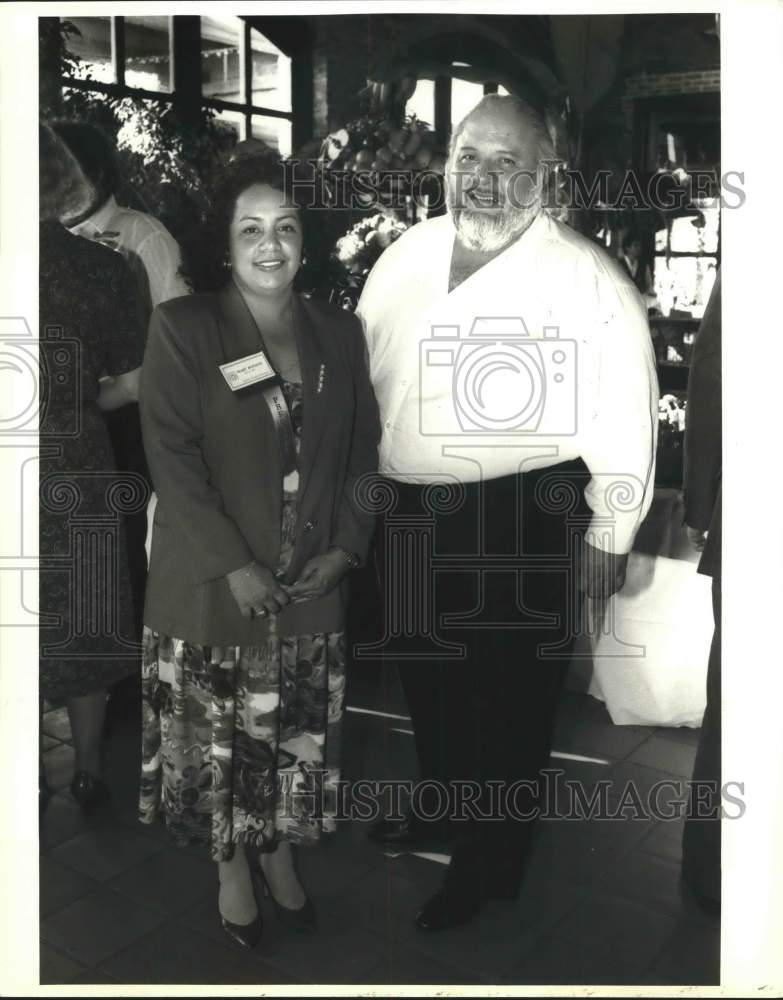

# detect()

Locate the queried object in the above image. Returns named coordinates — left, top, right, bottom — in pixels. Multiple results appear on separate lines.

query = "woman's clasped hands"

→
left=227, top=551, right=348, bottom=618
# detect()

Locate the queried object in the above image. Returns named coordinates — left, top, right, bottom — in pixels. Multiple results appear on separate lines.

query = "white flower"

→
left=336, top=233, right=363, bottom=264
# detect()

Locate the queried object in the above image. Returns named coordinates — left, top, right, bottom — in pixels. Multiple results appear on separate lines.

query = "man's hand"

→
left=686, top=526, right=708, bottom=553
left=578, top=539, right=629, bottom=599
left=285, top=551, right=348, bottom=603
left=226, top=561, right=290, bottom=619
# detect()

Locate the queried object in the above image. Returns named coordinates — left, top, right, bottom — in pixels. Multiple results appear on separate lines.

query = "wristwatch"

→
left=329, top=545, right=361, bottom=570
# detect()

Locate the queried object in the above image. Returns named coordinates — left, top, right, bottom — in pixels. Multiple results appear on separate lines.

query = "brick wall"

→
left=624, top=69, right=720, bottom=98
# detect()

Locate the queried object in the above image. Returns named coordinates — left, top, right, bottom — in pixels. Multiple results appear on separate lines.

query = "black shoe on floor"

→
left=415, top=888, right=481, bottom=931
left=219, top=910, right=263, bottom=950
left=367, top=814, right=450, bottom=849
left=70, top=770, right=110, bottom=812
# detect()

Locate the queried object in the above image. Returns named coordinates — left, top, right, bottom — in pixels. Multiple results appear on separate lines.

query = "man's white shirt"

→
left=69, top=194, right=190, bottom=308
left=356, top=211, right=659, bottom=555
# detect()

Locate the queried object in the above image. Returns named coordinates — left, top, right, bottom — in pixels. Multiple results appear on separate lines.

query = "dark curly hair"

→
left=180, top=150, right=322, bottom=294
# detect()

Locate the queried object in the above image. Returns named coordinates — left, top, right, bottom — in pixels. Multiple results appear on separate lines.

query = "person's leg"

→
left=373, top=480, right=476, bottom=838
left=67, top=688, right=108, bottom=776
left=258, top=840, right=305, bottom=909
left=453, top=466, right=582, bottom=900
left=218, top=843, right=258, bottom=925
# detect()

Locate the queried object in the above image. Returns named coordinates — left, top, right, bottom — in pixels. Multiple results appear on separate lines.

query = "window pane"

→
left=250, top=29, right=291, bottom=113
left=201, top=15, right=243, bottom=103
left=406, top=79, right=434, bottom=126
left=655, top=202, right=720, bottom=255
left=497, top=84, right=510, bottom=97
left=451, top=78, right=484, bottom=128
left=212, top=108, right=246, bottom=147
left=125, top=16, right=171, bottom=93
left=60, top=16, right=114, bottom=83
left=251, top=116, right=292, bottom=157
left=653, top=256, right=718, bottom=319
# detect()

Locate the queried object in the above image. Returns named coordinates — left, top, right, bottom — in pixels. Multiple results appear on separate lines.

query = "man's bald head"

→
left=448, top=94, right=555, bottom=170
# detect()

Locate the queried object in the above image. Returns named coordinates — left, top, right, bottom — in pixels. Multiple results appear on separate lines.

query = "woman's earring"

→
left=300, top=255, right=308, bottom=268
left=222, top=252, right=232, bottom=271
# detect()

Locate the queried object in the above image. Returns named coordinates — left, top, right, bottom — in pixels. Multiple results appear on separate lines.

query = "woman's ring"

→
left=252, top=607, right=267, bottom=618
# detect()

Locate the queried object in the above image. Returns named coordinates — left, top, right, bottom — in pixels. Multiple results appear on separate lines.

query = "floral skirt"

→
left=138, top=626, right=346, bottom=861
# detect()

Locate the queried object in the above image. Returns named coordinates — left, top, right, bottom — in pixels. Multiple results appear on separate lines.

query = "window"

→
left=199, top=17, right=293, bottom=154
left=406, top=79, right=435, bottom=125
left=451, top=78, right=484, bottom=129
left=59, top=16, right=294, bottom=154
left=653, top=201, right=719, bottom=319
left=405, top=73, right=512, bottom=139
left=125, top=16, right=172, bottom=93
left=61, top=16, right=114, bottom=83
left=200, top=15, right=243, bottom=103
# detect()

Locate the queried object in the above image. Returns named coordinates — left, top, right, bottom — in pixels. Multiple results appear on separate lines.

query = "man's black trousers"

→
left=377, top=462, right=589, bottom=899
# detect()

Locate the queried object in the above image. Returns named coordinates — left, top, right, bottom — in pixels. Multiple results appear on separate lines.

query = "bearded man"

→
left=356, top=95, right=658, bottom=930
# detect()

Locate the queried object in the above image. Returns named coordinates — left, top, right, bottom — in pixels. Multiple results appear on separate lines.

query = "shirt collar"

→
left=69, top=194, right=118, bottom=239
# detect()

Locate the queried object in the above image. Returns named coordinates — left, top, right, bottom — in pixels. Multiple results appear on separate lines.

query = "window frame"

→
left=59, top=15, right=295, bottom=150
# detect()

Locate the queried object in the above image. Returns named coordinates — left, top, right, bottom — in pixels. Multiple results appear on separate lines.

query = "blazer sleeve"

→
left=330, top=316, right=381, bottom=564
left=684, top=271, right=722, bottom=532
left=140, top=304, right=254, bottom=583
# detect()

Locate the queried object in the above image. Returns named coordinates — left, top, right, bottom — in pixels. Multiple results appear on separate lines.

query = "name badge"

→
left=219, top=350, right=276, bottom=391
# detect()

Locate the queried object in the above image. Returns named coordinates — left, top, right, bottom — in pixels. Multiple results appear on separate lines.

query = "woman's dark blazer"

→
left=139, top=281, right=380, bottom=645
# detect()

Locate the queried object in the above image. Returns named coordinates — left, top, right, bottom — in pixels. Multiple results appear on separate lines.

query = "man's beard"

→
left=447, top=180, right=541, bottom=253
left=452, top=205, right=538, bottom=252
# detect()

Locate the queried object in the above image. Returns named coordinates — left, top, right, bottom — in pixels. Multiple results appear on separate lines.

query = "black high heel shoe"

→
left=219, top=909, right=263, bottom=950
left=69, top=770, right=110, bottom=812
left=255, top=867, right=318, bottom=934
left=219, top=876, right=263, bottom=950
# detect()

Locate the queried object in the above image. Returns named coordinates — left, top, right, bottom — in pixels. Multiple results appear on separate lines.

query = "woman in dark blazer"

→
left=138, top=153, right=380, bottom=948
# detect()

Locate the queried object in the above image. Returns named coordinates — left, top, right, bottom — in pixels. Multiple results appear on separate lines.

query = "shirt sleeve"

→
left=330, top=318, right=381, bottom=563
left=135, top=230, right=191, bottom=307
left=581, top=275, right=659, bottom=555
left=139, top=305, right=254, bottom=583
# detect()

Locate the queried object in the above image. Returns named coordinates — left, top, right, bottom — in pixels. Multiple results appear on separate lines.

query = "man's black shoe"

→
left=367, top=814, right=450, bottom=849
left=415, top=889, right=481, bottom=931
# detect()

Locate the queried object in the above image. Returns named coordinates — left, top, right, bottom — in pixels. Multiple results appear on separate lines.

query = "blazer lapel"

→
left=216, top=281, right=266, bottom=362
left=216, top=284, right=326, bottom=501
left=294, top=296, right=327, bottom=500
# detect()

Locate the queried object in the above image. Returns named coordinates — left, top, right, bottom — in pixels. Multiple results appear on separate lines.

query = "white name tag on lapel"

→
left=219, top=350, right=276, bottom=391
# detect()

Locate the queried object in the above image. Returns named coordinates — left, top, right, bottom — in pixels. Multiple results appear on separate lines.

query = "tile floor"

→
left=39, top=662, right=719, bottom=987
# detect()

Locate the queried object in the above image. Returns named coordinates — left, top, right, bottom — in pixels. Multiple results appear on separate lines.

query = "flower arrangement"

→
left=656, top=393, right=687, bottom=487
left=658, top=393, right=687, bottom=432
left=334, top=213, right=409, bottom=275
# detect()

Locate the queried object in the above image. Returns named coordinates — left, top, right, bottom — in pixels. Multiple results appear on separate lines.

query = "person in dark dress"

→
left=39, top=124, right=145, bottom=809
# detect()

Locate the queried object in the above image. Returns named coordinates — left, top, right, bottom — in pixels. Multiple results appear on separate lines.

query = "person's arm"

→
left=139, top=305, right=255, bottom=584
left=684, top=271, right=722, bottom=533
left=580, top=279, right=659, bottom=594
left=136, top=230, right=192, bottom=305
left=287, top=320, right=381, bottom=603
left=97, top=368, right=141, bottom=411
left=330, top=318, right=382, bottom=564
